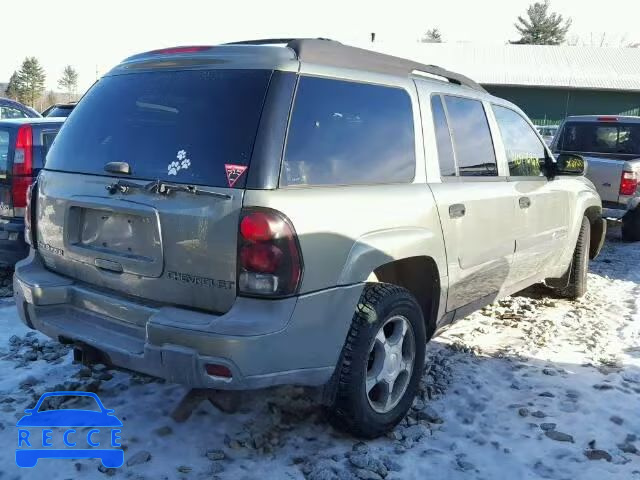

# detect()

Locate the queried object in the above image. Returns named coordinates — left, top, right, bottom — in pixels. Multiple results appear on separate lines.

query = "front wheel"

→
left=556, top=216, right=590, bottom=299
left=327, top=283, right=426, bottom=438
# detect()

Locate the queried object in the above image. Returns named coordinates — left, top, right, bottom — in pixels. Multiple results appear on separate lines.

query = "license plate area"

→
left=65, top=205, right=163, bottom=278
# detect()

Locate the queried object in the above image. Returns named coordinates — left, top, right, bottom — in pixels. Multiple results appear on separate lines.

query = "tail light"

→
left=238, top=208, right=303, bottom=297
left=620, top=171, right=638, bottom=196
left=24, top=180, right=37, bottom=247
left=12, top=125, right=34, bottom=214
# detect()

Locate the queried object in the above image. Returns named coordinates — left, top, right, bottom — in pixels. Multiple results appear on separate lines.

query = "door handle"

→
left=519, top=197, right=531, bottom=209
left=449, top=203, right=466, bottom=219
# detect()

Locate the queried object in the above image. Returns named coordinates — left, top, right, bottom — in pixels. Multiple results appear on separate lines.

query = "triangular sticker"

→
left=225, top=164, right=248, bottom=188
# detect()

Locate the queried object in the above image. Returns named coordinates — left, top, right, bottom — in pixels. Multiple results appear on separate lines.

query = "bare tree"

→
left=58, top=65, right=79, bottom=101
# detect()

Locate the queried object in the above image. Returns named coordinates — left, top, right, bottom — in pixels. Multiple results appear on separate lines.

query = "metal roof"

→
left=362, top=43, right=640, bottom=92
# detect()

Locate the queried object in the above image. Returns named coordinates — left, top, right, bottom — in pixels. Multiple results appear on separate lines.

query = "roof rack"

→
left=223, top=38, right=485, bottom=92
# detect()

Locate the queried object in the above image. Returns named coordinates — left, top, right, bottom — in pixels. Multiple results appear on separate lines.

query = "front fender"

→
left=551, top=189, right=602, bottom=277
left=337, top=227, right=447, bottom=285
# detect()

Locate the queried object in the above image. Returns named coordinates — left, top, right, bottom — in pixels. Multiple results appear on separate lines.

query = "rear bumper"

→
left=603, top=197, right=640, bottom=221
left=0, top=218, right=28, bottom=266
left=14, top=252, right=363, bottom=389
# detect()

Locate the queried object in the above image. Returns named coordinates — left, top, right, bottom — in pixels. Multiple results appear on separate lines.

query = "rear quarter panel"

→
left=243, top=184, right=448, bottom=294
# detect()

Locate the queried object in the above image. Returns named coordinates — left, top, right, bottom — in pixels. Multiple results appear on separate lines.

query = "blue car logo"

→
left=16, top=391, right=123, bottom=468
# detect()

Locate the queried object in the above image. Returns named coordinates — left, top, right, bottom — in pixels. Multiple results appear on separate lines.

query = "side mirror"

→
left=550, top=153, right=587, bottom=177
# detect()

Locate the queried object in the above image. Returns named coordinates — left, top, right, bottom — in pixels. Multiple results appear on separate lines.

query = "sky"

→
left=1, top=0, right=638, bottom=93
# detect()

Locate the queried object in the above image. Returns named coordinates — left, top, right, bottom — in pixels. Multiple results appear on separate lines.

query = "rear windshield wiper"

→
left=106, top=179, right=151, bottom=195
left=106, top=179, right=231, bottom=200
left=149, top=181, right=232, bottom=200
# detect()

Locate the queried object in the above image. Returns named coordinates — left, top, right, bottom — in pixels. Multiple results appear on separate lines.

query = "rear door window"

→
left=281, top=76, right=415, bottom=187
left=558, top=122, right=640, bottom=155
left=493, top=105, right=545, bottom=177
left=0, top=130, right=10, bottom=178
left=443, top=96, right=497, bottom=177
left=45, top=69, right=272, bottom=188
left=431, top=95, right=456, bottom=177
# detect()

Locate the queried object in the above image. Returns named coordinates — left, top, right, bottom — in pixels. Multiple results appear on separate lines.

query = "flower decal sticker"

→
left=168, top=150, right=192, bottom=176
left=168, top=161, right=180, bottom=176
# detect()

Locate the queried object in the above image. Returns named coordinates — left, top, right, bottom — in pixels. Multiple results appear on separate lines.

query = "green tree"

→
left=16, top=57, right=46, bottom=107
left=512, top=0, right=571, bottom=45
left=421, top=28, right=443, bottom=43
left=57, top=65, right=78, bottom=101
left=4, top=71, right=24, bottom=102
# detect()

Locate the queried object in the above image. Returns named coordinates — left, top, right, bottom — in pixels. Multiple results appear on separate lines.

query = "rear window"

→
left=44, top=106, right=74, bottom=117
left=281, top=76, right=415, bottom=187
left=0, top=130, right=10, bottom=179
left=430, top=95, right=456, bottom=177
left=46, top=69, right=272, bottom=188
left=558, top=122, right=640, bottom=155
left=443, top=96, right=497, bottom=177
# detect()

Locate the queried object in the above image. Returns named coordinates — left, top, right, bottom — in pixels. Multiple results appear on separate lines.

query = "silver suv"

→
left=14, top=39, right=605, bottom=438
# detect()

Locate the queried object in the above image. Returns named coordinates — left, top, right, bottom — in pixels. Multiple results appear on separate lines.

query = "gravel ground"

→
left=0, top=227, right=638, bottom=479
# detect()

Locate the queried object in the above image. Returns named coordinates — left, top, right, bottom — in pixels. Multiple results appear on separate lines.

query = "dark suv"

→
left=0, top=118, right=64, bottom=265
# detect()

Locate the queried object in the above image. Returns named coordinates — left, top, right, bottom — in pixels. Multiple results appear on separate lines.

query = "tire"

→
left=327, top=283, right=426, bottom=438
left=557, top=216, right=590, bottom=299
left=622, top=208, right=640, bottom=242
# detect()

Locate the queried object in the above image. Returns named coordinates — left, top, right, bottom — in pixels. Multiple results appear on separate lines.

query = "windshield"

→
left=45, top=69, right=272, bottom=187
left=558, top=122, right=640, bottom=155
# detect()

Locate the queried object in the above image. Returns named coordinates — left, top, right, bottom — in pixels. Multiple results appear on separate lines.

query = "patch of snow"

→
left=0, top=228, right=639, bottom=479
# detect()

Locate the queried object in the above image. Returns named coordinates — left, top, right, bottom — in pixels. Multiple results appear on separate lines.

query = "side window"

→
left=443, top=96, right=497, bottom=177
left=0, top=130, right=9, bottom=174
left=42, top=131, right=59, bottom=159
left=281, top=76, right=415, bottom=187
left=0, top=107, right=27, bottom=119
left=430, top=95, right=456, bottom=177
left=492, top=105, right=545, bottom=177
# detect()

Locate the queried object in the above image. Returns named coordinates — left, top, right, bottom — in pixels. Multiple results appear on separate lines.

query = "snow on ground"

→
left=0, top=227, right=639, bottom=480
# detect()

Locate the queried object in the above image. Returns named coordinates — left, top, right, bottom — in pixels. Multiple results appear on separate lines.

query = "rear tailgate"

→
left=36, top=171, right=243, bottom=313
left=38, top=68, right=273, bottom=313
left=583, top=155, right=625, bottom=203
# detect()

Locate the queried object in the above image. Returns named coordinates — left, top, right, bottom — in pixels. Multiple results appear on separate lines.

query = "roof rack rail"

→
left=223, top=38, right=485, bottom=92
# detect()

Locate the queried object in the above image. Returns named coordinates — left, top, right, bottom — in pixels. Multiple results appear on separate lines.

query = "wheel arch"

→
left=337, top=228, right=447, bottom=338
left=584, top=205, right=606, bottom=259
left=370, top=256, right=441, bottom=339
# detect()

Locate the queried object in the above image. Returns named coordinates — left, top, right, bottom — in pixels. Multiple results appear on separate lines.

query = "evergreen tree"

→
left=421, top=28, right=443, bottom=43
left=512, top=1, right=571, bottom=45
left=16, top=57, right=46, bottom=107
left=4, top=71, right=23, bottom=101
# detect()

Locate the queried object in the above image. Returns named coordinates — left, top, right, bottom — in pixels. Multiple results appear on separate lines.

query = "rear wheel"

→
left=622, top=208, right=640, bottom=242
left=327, top=283, right=426, bottom=438
left=556, top=216, right=590, bottom=299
